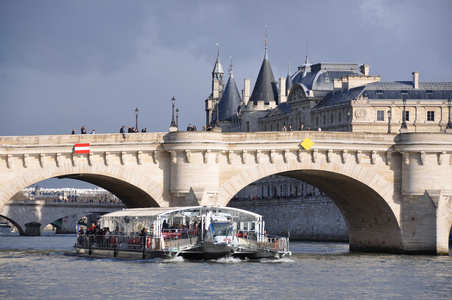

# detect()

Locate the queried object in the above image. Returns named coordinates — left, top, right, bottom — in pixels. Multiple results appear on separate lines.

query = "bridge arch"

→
left=0, top=163, right=168, bottom=209
left=0, top=214, right=25, bottom=235
left=218, top=160, right=403, bottom=253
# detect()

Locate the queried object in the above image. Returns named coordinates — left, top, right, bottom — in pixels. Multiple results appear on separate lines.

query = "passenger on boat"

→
left=104, top=228, right=110, bottom=247
left=139, top=228, right=148, bottom=247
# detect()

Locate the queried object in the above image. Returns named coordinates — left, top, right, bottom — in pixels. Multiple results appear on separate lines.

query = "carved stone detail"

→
left=23, top=154, right=29, bottom=168
left=386, top=151, right=392, bottom=166
left=56, top=153, right=61, bottom=167
left=356, top=150, right=362, bottom=164
left=121, top=151, right=127, bottom=165
left=312, top=149, right=318, bottom=163
left=242, top=150, right=247, bottom=164
left=88, top=153, right=93, bottom=166
left=270, top=150, right=275, bottom=164
left=371, top=150, right=377, bottom=165
left=326, top=149, right=332, bottom=163
left=6, top=154, right=12, bottom=169
left=227, top=150, right=233, bottom=164
left=255, top=150, right=261, bottom=164
left=282, top=149, right=288, bottom=163
left=298, top=149, right=302, bottom=163
left=342, top=150, right=347, bottom=164
left=204, top=150, right=210, bottom=164
left=39, top=153, right=46, bottom=168
left=171, top=151, right=177, bottom=164
left=152, top=150, right=158, bottom=164
left=72, top=153, right=77, bottom=167
left=137, top=151, right=142, bottom=165
left=438, top=151, right=445, bottom=165
left=419, top=151, right=425, bottom=165
left=185, top=150, right=191, bottom=163
left=104, top=152, right=110, bottom=166
left=403, top=152, right=410, bottom=165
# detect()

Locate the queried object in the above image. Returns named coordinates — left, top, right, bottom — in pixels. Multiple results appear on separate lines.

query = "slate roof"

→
left=217, top=72, right=242, bottom=121
left=314, top=81, right=452, bottom=109
left=263, top=102, right=292, bottom=118
left=292, top=63, right=362, bottom=91
left=249, top=50, right=279, bottom=105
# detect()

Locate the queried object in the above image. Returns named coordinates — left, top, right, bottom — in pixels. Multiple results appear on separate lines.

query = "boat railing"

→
left=75, top=231, right=200, bottom=252
left=258, top=235, right=290, bottom=252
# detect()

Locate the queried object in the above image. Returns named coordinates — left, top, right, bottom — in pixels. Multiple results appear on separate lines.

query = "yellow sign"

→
left=300, top=138, right=314, bottom=151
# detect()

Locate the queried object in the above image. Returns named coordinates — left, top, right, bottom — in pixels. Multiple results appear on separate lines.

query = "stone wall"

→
left=229, top=196, right=349, bottom=241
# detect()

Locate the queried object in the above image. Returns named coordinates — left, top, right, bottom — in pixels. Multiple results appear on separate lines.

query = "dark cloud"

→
left=0, top=0, right=451, bottom=138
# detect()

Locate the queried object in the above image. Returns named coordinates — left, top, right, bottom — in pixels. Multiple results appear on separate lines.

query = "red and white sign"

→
left=74, top=143, right=90, bottom=154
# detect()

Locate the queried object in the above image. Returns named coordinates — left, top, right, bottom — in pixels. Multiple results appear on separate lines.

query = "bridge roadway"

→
left=0, top=199, right=125, bottom=235
left=0, top=131, right=451, bottom=254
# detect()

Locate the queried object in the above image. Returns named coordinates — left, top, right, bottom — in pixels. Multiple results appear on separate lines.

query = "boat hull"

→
left=74, top=246, right=176, bottom=260
left=179, top=242, right=234, bottom=260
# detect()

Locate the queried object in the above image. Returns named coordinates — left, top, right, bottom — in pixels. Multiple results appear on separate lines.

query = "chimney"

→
left=412, top=71, right=419, bottom=89
left=242, top=78, right=250, bottom=105
left=360, top=64, right=370, bottom=76
left=279, top=77, right=287, bottom=103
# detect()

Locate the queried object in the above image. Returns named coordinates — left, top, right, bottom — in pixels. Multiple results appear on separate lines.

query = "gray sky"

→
left=1, top=0, right=452, bottom=187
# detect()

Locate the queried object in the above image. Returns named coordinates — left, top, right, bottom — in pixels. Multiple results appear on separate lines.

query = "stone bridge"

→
left=0, top=131, right=451, bottom=254
left=1, top=200, right=124, bottom=235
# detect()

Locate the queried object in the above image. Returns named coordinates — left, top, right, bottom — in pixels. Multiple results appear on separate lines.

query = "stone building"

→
left=203, top=40, right=452, bottom=240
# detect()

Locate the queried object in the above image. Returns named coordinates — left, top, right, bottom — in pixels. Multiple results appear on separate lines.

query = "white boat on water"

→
left=74, top=206, right=291, bottom=260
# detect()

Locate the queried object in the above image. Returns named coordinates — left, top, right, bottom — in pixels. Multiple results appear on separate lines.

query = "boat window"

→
left=210, top=223, right=232, bottom=236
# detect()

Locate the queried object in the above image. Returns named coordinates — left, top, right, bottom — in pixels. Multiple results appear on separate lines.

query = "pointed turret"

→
left=216, top=58, right=241, bottom=121
left=206, top=44, right=225, bottom=127
left=212, top=43, right=224, bottom=98
left=286, top=66, right=293, bottom=95
left=248, top=34, right=278, bottom=105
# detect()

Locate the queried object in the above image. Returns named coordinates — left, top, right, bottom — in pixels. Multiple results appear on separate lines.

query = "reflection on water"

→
left=0, top=234, right=451, bottom=299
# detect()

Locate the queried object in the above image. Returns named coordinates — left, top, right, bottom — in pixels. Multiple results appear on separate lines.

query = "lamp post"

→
left=170, top=97, right=176, bottom=127
left=176, top=108, right=179, bottom=128
left=400, top=98, right=408, bottom=130
left=135, top=108, right=139, bottom=131
left=387, top=109, right=392, bottom=133
left=446, top=99, right=452, bottom=131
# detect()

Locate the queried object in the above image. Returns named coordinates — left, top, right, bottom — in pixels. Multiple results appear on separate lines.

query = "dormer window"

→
left=376, top=90, right=383, bottom=94
left=401, top=90, right=408, bottom=94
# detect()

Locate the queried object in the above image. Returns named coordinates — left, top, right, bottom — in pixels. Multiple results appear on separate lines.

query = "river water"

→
left=0, top=233, right=451, bottom=299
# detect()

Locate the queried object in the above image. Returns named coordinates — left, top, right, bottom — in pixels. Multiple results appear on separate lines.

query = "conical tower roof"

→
left=217, top=62, right=241, bottom=121
left=212, top=44, right=224, bottom=75
left=249, top=46, right=278, bottom=105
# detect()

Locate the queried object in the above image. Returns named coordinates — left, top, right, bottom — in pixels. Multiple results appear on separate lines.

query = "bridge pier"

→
left=24, top=222, right=41, bottom=236
left=55, top=214, right=79, bottom=234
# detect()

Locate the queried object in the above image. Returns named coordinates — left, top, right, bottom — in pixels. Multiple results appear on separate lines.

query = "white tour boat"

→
left=74, top=206, right=291, bottom=260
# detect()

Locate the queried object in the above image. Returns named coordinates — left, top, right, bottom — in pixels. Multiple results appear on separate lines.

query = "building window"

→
left=330, top=114, right=334, bottom=124
left=376, top=90, right=383, bottom=94
left=246, top=121, right=250, bottom=132
left=338, top=112, right=342, bottom=123
left=427, top=111, right=435, bottom=121
left=377, top=110, right=385, bottom=121
left=316, top=116, right=319, bottom=126
left=405, top=111, right=410, bottom=122
left=323, top=115, right=326, bottom=125
left=401, top=90, right=408, bottom=95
